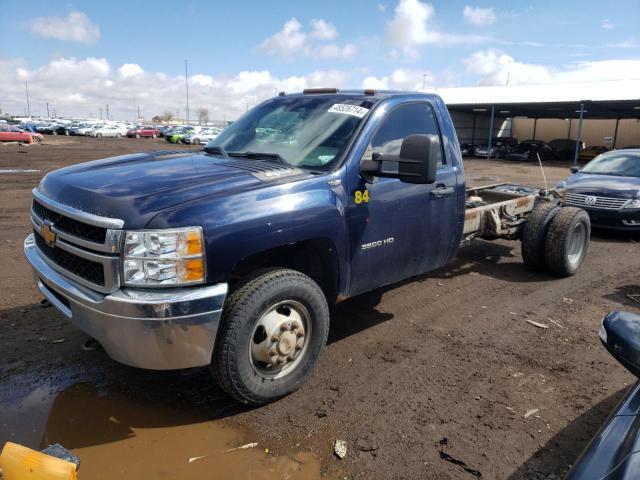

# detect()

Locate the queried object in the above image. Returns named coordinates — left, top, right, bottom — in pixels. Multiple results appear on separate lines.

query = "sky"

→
left=0, top=0, right=639, bottom=121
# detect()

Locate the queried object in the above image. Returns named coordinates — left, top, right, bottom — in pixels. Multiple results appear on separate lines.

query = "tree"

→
left=197, top=108, right=209, bottom=125
left=163, top=110, right=174, bottom=122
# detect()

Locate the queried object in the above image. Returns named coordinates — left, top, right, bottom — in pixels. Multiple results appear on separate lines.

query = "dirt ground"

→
left=1, top=136, right=639, bottom=479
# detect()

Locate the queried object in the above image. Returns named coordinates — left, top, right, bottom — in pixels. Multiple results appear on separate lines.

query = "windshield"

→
left=581, top=151, right=640, bottom=177
left=205, top=95, right=376, bottom=170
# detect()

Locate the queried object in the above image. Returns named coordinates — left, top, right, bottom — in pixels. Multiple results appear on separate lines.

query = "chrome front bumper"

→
left=24, top=234, right=227, bottom=370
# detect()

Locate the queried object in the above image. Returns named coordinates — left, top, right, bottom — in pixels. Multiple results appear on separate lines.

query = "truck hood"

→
left=37, top=151, right=299, bottom=229
left=566, top=173, right=640, bottom=199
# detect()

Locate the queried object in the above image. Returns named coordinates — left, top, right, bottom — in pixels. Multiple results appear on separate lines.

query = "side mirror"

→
left=570, top=166, right=580, bottom=173
left=360, top=134, right=437, bottom=184
left=600, top=311, right=640, bottom=377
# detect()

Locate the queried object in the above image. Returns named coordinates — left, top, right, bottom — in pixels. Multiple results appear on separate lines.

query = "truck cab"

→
left=24, top=90, right=589, bottom=405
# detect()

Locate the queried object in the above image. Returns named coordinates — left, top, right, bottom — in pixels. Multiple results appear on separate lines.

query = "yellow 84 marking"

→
left=354, top=189, right=370, bottom=204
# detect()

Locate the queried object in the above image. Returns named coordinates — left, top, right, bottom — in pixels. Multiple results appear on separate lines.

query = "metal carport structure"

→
left=433, top=80, right=640, bottom=165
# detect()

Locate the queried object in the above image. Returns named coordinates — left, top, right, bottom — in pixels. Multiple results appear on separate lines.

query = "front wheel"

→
left=96, top=133, right=102, bottom=139
left=152, top=134, right=157, bottom=138
left=192, top=138, right=200, bottom=145
left=115, top=133, right=122, bottom=138
left=213, top=268, right=330, bottom=405
left=135, top=133, right=140, bottom=139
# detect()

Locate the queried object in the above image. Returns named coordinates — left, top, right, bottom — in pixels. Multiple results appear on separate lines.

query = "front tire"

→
left=96, top=133, right=102, bottom=139
left=213, top=268, right=330, bottom=405
left=115, top=133, right=122, bottom=138
left=192, top=138, right=200, bottom=145
left=135, top=133, right=140, bottom=139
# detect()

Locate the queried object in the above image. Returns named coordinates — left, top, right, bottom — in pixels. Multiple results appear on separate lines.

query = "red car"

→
left=0, top=125, right=43, bottom=144
left=126, top=126, right=160, bottom=138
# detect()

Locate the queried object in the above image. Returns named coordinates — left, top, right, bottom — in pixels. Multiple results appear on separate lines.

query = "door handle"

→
left=430, top=186, right=454, bottom=198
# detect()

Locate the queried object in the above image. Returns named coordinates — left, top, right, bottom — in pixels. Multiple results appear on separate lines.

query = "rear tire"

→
left=544, top=207, right=590, bottom=277
left=213, top=268, right=329, bottom=405
left=521, top=202, right=560, bottom=272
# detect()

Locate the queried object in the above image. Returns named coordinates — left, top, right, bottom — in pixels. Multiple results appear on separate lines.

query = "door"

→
left=347, top=101, right=459, bottom=296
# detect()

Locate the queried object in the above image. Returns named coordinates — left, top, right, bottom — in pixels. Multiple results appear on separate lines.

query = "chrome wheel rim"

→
left=249, top=300, right=311, bottom=380
left=567, top=222, right=586, bottom=266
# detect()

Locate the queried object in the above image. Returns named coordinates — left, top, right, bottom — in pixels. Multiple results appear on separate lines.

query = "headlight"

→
left=623, top=199, right=640, bottom=209
left=123, top=227, right=205, bottom=286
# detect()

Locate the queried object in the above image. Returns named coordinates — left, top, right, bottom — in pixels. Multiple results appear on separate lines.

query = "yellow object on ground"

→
left=0, top=443, right=77, bottom=480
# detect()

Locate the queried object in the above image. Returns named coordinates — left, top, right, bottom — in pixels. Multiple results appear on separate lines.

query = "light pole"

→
left=25, top=81, right=31, bottom=118
left=421, top=73, right=428, bottom=91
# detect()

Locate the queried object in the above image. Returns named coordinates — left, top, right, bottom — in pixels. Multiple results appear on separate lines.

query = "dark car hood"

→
left=566, top=173, right=640, bottom=198
left=37, top=151, right=283, bottom=229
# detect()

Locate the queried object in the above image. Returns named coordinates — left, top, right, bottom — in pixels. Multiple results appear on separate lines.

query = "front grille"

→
left=32, top=200, right=107, bottom=243
left=564, top=192, right=628, bottom=210
left=34, top=230, right=105, bottom=286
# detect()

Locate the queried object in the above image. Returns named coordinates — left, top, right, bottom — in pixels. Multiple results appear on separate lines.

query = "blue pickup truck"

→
left=24, top=90, right=592, bottom=404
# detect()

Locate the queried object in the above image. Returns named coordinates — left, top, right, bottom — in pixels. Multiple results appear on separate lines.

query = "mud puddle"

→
left=0, top=373, right=340, bottom=479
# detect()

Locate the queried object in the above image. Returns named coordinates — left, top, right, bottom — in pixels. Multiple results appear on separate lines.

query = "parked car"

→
left=88, top=125, right=127, bottom=138
left=183, top=127, right=221, bottom=145
left=548, top=138, right=583, bottom=160
left=506, top=140, right=555, bottom=162
left=24, top=90, right=592, bottom=406
left=126, top=126, right=160, bottom=138
left=579, top=145, right=609, bottom=161
left=42, top=124, right=69, bottom=135
left=165, top=126, right=196, bottom=143
left=566, top=311, right=640, bottom=479
left=158, top=126, right=174, bottom=138
left=0, top=125, right=42, bottom=143
left=474, top=137, right=518, bottom=158
left=557, top=149, right=640, bottom=229
left=459, top=143, right=478, bottom=156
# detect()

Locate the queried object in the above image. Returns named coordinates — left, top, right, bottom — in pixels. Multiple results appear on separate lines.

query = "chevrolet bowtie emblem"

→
left=41, top=221, right=57, bottom=247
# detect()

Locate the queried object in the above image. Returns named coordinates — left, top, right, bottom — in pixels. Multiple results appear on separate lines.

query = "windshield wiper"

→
left=227, top=151, right=290, bottom=166
left=203, top=145, right=228, bottom=157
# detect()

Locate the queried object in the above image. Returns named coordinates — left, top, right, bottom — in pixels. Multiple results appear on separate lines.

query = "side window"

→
left=371, top=103, right=445, bottom=166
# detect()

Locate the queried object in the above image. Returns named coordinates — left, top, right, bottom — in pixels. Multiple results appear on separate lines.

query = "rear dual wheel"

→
left=544, top=207, right=590, bottom=276
left=521, top=204, right=590, bottom=277
left=213, top=268, right=329, bottom=405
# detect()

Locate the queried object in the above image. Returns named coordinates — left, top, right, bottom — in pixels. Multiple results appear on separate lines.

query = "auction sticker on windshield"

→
left=328, top=104, right=370, bottom=118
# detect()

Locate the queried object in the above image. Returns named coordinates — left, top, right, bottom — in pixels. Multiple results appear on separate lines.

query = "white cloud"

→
left=362, top=69, right=435, bottom=90
left=118, top=63, right=144, bottom=78
left=0, top=56, right=354, bottom=120
left=386, top=0, right=434, bottom=59
left=30, top=11, right=100, bottom=45
left=259, top=18, right=356, bottom=60
left=259, top=18, right=307, bottom=57
left=463, top=6, right=496, bottom=26
left=601, top=19, right=614, bottom=29
left=386, top=0, right=489, bottom=59
left=464, top=49, right=640, bottom=85
left=310, top=19, right=338, bottom=40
